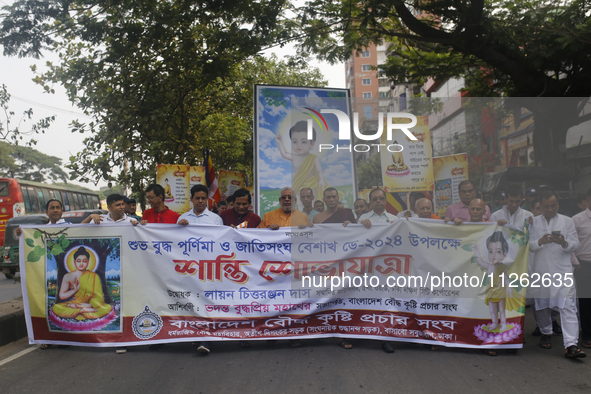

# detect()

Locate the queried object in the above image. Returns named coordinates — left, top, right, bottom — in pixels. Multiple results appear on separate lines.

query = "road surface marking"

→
left=0, top=346, right=37, bottom=367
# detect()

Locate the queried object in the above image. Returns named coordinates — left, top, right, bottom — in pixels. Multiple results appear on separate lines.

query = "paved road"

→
left=0, top=275, right=21, bottom=303
left=0, top=310, right=590, bottom=394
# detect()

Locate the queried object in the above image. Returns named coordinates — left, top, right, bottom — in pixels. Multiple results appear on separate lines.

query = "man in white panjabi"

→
left=491, top=186, right=562, bottom=335
left=491, top=185, right=533, bottom=229
left=529, top=191, right=585, bottom=358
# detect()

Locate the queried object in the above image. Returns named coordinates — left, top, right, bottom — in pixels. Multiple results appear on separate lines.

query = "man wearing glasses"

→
left=354, top=188, right=398, bottom=229
left=444, top=180, right=491, bottom=222
left=141, top=184, right=180, bottom=224
left=258, top=187, right=311, bottom=229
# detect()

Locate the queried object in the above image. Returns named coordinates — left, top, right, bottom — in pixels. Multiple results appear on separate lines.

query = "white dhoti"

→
left=530, top=213, right=581, bottom=348
left=537, top=288, right=579, bottom=348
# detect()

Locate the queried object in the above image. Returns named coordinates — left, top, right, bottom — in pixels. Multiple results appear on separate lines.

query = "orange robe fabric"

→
left=258, top=208, right=311, bottom=228
left=52, top=271, right=112, bottom=320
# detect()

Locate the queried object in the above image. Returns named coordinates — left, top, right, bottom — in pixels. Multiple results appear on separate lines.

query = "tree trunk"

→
left=511, top=98, right=582, bottom=169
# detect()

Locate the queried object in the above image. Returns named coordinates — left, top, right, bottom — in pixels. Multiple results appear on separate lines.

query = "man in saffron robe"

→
left=258, top=187, right=312, bottom=229
left=313, top=188, right=356, bottom=224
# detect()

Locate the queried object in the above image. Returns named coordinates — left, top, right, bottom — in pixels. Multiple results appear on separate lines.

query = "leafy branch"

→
left=24, top=228, right=70, bottom=262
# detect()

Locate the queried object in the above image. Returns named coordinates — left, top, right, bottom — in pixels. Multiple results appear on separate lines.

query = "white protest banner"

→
left=21, top=220, right=528, bottom=349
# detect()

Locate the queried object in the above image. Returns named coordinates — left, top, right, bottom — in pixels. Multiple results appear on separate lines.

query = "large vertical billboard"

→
left=254, top=85, right=355, bottom=216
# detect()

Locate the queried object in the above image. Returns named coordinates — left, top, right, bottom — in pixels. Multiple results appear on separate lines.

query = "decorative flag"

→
left=385, top=192, right=406, bottom=215
left=204, top=149, right=221, bottom=208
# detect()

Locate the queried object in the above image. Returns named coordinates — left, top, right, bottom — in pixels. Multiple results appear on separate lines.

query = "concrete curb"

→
left=0, top=310, right=27, bottom=347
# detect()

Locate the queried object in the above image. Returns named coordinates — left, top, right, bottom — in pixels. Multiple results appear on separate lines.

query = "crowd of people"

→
left=16, top=174, right=591, bottom=359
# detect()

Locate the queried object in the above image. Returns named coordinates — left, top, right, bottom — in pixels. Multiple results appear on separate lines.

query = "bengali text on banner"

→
left=20, top=220, right=529, bottom=348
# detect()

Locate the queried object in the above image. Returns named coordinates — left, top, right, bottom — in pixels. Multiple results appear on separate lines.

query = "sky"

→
left=1, top=3, right=345, bottom=190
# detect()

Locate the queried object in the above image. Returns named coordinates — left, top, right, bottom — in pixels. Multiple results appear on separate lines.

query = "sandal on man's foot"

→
left=197, top=344, right=210, bottom=355
left=338, top=338, right=353, bottom=349
left=565, top=345, right=586, bottom=358
left=381, top=341, right=395, bottom=353
left=484, top=349, right=497, bottom=356
left=581, top=340, right=591, bottom=349
left=539, top=334, right=552, bottom=349
left=40, top=344, right=51, bottom=350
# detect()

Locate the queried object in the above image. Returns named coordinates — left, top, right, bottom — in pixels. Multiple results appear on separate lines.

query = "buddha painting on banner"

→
left=47, top=238, right=122, bottom=333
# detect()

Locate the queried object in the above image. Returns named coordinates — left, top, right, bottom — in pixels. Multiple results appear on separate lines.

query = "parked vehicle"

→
left=0, top=178, right=101, bottom=247
left=61, top=209, right=108, bottom=224
left=1, top=209, right=107, bottom=278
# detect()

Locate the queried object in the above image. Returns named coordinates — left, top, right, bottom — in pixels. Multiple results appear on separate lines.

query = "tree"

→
left=97, top=184, right=125, bottom=200
left=57, top=54, right=325, bottom=207
left=436, top=131, right=501, bottom=189
left=0, top=84, right=55, bottom=145
left=295, top=0, right=591, bottom=167
left=0, top=140, right=68, bottom=182
left=1, top=0, right=300, bottom=195
left=356, top=153, right=383, bottom=190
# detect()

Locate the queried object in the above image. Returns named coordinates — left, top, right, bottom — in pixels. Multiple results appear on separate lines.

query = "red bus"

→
left=0, top=178, right=101, bottom=246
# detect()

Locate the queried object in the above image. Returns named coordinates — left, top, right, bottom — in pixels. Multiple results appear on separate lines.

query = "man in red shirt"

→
left=219, top=188, right=261, bottom=228
left=141, top=184, right=180, bottom=224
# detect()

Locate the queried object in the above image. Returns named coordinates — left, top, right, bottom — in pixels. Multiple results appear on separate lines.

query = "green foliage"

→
left=1, top=1, right=326, bottom=194
left=0, top=140, right=68, bottom=182
left=461, top=243, right=473, bottom=252
left=98, top=184, right=125, bottom=200
left=356, top=153, right=383, bottom=190
left=27, top=245, right=45, bottom=262
left=23, top=227, right=71, bottom=263
left=326, top=91, right=346, bottom=99
left=61, top=53, right=326, bottom=195
left=0, top=84, right=55, bottom=145
left=435, top=131, right=500, bottom=188
left=261, top=89, right=289, bottom=107
left=50, top=244, right=63, bottom=255
left=295, top=0, right=591, bottom=166
left=297, top=0, right=591, bottom=98
left=509, top=228, right=528, bottom=248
